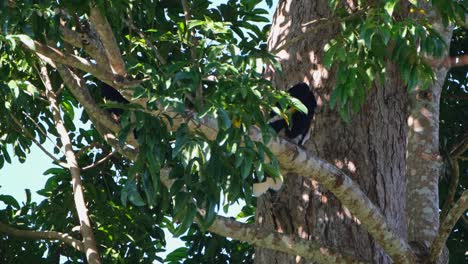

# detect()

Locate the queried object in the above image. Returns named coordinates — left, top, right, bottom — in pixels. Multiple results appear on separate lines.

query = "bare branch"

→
left=441, top=158, right=460, bottom=219
left=0, top=222, right=84, bottom=253
left=82, top=151, right=115, bottom=171
left=40, top=63, right=101, bottom=264
left=10, top=114, right=68, bottom=168
left=429, top=190, right=468, bottom=262
left=443, top=94, right=468, bottom=101
left=89, top=6, right=126, bottom=76
left=208, top=216, right=366, bottom=263
left=27, top=41, right=142, bottom=90
left=441, top=132, right=468, bottom=218
left=450, top=132, right=468, bottom=158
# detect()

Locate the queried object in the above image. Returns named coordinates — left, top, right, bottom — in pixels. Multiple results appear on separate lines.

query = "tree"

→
left=0, top=0, right=466, bottom=264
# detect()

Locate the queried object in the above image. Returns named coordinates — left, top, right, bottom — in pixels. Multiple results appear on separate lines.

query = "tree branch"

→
left=54, top=63, right=139, bottom=151
left=208, top=215, right=366, bottom=264
left=28, top=41, right=141, bottom=91
left=0, top=222, right=84, bottom=253
left=440, top=157, right=460, bottom=219
left=445, top=54, right=468, bottom=68
left=40, top=63, right=101, bottom=264
left=427, top=54, right=468, bottom=69
left=59, top=24, right=110, bottom=70
left=82, top=151, right=115, bottom=171
left=441, top=132, right=468, bottom=219
left=10, top=114, right=69, bottom=168
left=428, top=190, right=468, bottom=263
left=89, top=6, right=126, bottom=76
left=159, top=169, right=365, bottom=263
left=450, top=132, right=468, bottom=158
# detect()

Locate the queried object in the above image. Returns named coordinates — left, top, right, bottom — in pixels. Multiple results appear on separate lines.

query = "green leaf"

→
left=263, top=163, right=282, bottom=179
left=384, top=0, right=398, bottom=16
left=217, top=109, right=232, bottom=130
left=0, top=194, right=20, bottom=209
left=7, top=80, right=20, bottom=98
left=173, top=203, right=197, bottom=237
left=288, top=97, right=308, bottom=114
left=165, top=247, right=189, bottom=261
left=241, top=154, right=253, bottom=179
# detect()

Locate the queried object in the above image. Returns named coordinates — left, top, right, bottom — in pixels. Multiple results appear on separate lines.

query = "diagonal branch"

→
left=167, top=111, right=416, bottom=263
left=441, top=132, right=468, bottom=219
left=10, top=114, right=68, bottom=168
left=21, top=111, right=65, bottom=154
left=55, top=64, right=139, bottom=150
left=450, top=132, right=468, bottom=158
left=428, top=190, right=468, bottom=263
left=82, top=151, right=115, bottom=171
left=0, top=222, right=84, bottom=252
left=89, top=6, right=126, bottom=76
left=40, top=63, right=101, bottom=264
left=27, top=41, right=142, bottom=91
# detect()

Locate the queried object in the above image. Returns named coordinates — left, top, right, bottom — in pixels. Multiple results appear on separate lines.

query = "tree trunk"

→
left=256, top=1, right=410, bottom=263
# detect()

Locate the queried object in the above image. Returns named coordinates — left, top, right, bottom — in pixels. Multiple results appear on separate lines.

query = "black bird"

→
left=269, top=82, right=317, bottom=145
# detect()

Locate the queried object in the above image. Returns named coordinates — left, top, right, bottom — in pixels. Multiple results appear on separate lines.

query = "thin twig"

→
left=82, top=151, right=115, bottom=171
left=428, top=190, right=468, bottom=262
left=450, top=132, right=468, bottom=157
left=21, top=111, right=65, bottom=155
left=0, top=222, right=84, bottom=253
left=440, top=157, right=460, bottom=219
left=10, top=114, right=68, bottom=168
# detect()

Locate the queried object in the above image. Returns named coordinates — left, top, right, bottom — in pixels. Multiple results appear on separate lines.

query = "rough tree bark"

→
left=255, top=1, right=450, bottom=263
